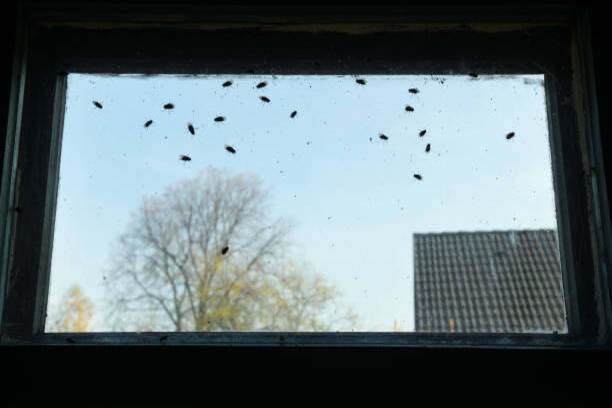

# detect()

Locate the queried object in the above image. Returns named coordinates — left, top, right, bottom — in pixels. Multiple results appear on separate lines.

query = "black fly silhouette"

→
left=164, top=103, right=174, bottom=109
left=221, top=246, right=229, bottom=255
left=256, top=81, right=267, bottom=88
left=409, top=88, right=419, bottom=94
left=93, top=101, right=103, bottom=109
left=356, top=78, right=366, bottom=85
left=222, top=80, right=232, bottom=87
left=214, top=116, right=225, bottom=122
left=144, top=120, right=153, bottom=128
left=506, top=132, right=515, bottom=139
left=290, top=110, right=297, bottom=118
left=188, top=123, right=195, bottom=134
left=414, top=174, right=423, bottom=180
left=260, top=96, right=270, bottom=103
left=419, top=130, right=427, bottom=137
left=405, top=105, right=414, bottom=112
left=469, top=72, right=478, bottom=78
left=180, top=155, right=191, bottom=161
left=225, top=145, right=236, bottom=154
left=425, top=143, right=431, bottom=152
left=379, top=134, right=388, bottom=140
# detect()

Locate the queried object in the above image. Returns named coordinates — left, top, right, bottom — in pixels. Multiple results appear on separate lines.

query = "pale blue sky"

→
left=46, top=73, right=556, bottom=331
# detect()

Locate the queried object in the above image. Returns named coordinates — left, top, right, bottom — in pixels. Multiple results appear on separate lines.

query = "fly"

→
left=414, top=174, right=423, bottom=180
left=93, top=101, right=103, bottom=109
left=419, top=130, right=426, bottom=137
left=409, top=88, right=419, bottom=94
left=222, top=80, right=232, bottom=87
left=290, top=110, right=297, bottom=118
left=256, top=81, right=267, bottom=88
left=425, top=143, right=431, bottom=152
left=379, top=134, right=388, bottom=140
left=356, top=78, right=366, bottom=85
left=214, top=116, right=225, bottom=122
left=260, top=96, right=270, bottom=103
left=221, top=246, right=229, bottom=255
left=164, top=103, right=174, bottom=109
left=188, top=123, right=195, bottom=134
left=405, top=105, right=414, bottom=112
left=144, top=120, right=153, bottom=128
left=180, top=155, right=191, bottom=161
left=225, top=145, right=236, bottom=154
left=506, top=132, right=515, bottom=139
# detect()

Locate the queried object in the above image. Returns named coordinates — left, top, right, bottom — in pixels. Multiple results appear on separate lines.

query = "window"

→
left=1, top=3, right=609, bottom=347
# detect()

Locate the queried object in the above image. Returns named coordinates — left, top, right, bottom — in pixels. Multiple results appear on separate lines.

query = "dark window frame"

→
left=1, top=2, right=610, bottom=349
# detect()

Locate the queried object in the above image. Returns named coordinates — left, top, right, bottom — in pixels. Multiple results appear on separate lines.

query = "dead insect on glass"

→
left=144, top=120, right=153, bottom=128
left=409, top=88, right=419, bottom=94
left=256, top=81, right=267, bottom=88
left=290, top=110, right=297, bottom=118
left=425, top=143, right=431, bottom=152
left=188, top=123, right=195, bottom=134
left=506, top=132, right=515, bottom=139
left=225, top=145, right=236, bottom=154
left=260, top=96, right=270, bottom=103
left=414, top=174, right=423, bottom=180
left=93, top=101, right=103, bottom=109
left=356, top=78, right=366, bottom=85
left=405, top=105, right=414, bottom=112
left=379, top=134, right=389, bottom=140
left=180, top=155, right=191, bottom=161
left=419, top=130, right=427, bottom=137
left=221, top=246, right=229, bottom=255
left=222, top=80, right=232, bottom=87
left=164, top=103, right=174, bottom=109
left=214, top=116, right=225, bottom=122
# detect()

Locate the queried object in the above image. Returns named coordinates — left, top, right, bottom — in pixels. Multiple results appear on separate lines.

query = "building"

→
left=414, top=229, right=567, bottom=333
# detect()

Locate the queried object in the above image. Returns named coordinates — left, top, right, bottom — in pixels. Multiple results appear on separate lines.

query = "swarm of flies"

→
left=92, top=73, right=525, bottom=185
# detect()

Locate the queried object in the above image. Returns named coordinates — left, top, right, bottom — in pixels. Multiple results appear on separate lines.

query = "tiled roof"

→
left=413, top=229, right=567, bottom=333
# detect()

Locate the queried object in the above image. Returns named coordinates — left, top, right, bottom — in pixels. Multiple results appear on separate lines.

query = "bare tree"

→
left=104, top=167, right=356, bottom=331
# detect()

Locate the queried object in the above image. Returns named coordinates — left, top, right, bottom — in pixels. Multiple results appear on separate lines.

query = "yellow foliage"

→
left=49, top=284, right=94, bottom=332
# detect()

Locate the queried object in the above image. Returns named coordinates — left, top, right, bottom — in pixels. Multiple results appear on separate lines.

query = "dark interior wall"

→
left=1, top=0, right=610, bottom=403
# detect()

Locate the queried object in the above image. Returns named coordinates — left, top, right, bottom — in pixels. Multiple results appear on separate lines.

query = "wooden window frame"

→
left=1, top=2, right=610, bottom=349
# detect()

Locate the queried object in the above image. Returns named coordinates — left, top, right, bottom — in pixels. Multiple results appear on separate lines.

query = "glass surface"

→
left=45, top=73, right=566, bottom=333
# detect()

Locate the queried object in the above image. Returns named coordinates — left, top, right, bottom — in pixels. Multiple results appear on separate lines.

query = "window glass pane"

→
left=45, top=73, right=567, bottom=333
